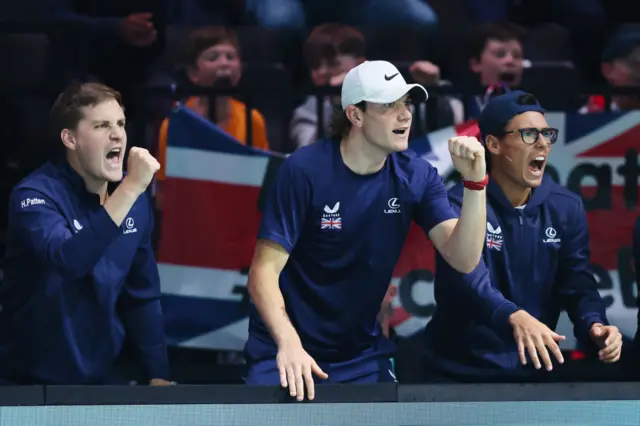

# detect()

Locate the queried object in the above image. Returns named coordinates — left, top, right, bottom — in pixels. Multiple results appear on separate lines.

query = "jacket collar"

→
left=55, top=157, right=119, bottom=204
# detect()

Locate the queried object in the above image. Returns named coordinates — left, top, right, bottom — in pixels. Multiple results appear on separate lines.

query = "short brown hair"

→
left=49, top=82, right=123, bottom=134
left=330, top=101, right=366, bottom=140
left=469, top=22, right=525, bottom=60
left=304, top=24, right=365, bottom=69
left=184, top=26, right=240, bottom=66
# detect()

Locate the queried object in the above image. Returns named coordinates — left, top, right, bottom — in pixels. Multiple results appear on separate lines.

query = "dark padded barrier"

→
left=45, top=383, right=397, bottom=405
left=3, top=382, right=640, bottom=406
left=0, top=386, right=44, bottom=406
left=399, top=382, right=640, bottom=402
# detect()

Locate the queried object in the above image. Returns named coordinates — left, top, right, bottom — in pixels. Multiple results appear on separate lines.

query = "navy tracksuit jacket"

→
left=0, top=160, right=168, bottom=384
left=423, top=175, right=609, bottom=381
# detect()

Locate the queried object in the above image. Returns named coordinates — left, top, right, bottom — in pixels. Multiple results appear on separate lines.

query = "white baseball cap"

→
left=341, top=60, right=428, bottom=110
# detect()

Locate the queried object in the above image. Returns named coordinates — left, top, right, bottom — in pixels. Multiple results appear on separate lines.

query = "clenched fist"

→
left=448, top=136, right=486, bottom=182
left=123, top=147, right=160, bottom=195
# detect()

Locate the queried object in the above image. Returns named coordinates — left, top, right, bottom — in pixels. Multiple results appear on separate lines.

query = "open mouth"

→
left=528, top=155, right=546, bottom=176
left=106, top=147, right=122, bottom=166
left=392, top=127, right=408, bottom=135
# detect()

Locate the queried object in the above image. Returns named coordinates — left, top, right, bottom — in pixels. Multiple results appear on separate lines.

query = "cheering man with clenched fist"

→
left=244, top=61, right=488, bottom=400
left=0, top=83, right=170, bottom=386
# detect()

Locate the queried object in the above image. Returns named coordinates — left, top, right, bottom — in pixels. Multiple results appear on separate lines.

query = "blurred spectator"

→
left=292, top=24, right=462, bottom=149
left=465, top=22, right=525, bottom=117
left=155, top=27, right=270, bottom=206
left=465, top=0, right=607, bottom=85
left=580, top=29, right=640, bottom=113
left=291, top=24, right=365, bottom=148
left=408, top=61, right=465, bottom=127
left=43, top=0, right=168, bottom=129
left=245, top=0, right=438, bottom=33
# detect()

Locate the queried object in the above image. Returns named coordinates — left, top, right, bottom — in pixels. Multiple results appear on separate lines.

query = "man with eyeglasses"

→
left=422, top=91, right=622, bottom=383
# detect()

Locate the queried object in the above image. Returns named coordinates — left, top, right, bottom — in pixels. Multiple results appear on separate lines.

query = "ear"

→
left=345, top=104, right=364, bottom=128
left=186, top=64, right=199, bottom=85
left=484, top=135, right=500, bottom=156
left=60, top=128, right=76, bottom=150
left=469, top=56, right=482, bottom=74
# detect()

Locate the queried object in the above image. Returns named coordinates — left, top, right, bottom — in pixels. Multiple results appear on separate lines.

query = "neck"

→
left=67, top=154, right=108, bottom=203
left=194, top=96, right=231, bottom=124
left=490, top=169, right=531, bottom=207
left=340, top=132, right=388, bottom=175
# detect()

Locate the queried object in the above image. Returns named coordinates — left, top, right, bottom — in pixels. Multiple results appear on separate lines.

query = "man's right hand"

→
left=123, top=147, right=160, bottom=196
left=509, top=310, right=566, bottom=371
left=276, top=341, right=328, bottom=401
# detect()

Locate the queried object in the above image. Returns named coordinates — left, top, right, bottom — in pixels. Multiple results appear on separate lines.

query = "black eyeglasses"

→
left=502, top=127, right=559, bottom=145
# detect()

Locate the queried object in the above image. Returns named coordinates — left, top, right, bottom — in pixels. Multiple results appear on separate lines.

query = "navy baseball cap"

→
left=478, top=90, right=546, bottom=142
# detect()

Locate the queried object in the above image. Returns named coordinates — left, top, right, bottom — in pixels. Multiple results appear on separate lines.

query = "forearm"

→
left=556, top=268, right=607, bottom=339
left=565, top=294, right=608, bottom=341
left=442, top=188, right=486, bottom=273
left=248, top=268, right=301, bottom=347
left=121, top=300, right=169, bottom=380
left=442, top=256, right=520, bottom=329
left=38, top=208, right=120, bottom=279
left=104, top=181, right=143, bottom=227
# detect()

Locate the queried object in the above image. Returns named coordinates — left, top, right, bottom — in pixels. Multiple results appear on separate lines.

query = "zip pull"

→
left=518, top=214, right=523, bottom=225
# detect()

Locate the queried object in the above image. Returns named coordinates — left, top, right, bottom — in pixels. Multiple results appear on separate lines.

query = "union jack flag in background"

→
left=159, top=106, right=640, bottom=352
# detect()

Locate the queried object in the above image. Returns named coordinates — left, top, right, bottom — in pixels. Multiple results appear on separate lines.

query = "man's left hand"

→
left=448, top=136, right=486, bottom=182
left=149, top=378, right=173, bottom=386
left=589, top=323, right=622, bottom=363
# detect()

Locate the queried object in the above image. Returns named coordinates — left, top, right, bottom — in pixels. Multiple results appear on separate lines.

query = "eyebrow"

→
left=91, top=118, right=126, bottom=125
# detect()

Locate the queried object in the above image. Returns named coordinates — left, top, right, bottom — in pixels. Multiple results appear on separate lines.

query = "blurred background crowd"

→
left=1, top=0, right=639, bottom=384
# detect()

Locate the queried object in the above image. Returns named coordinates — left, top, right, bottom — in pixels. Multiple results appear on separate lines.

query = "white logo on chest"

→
left=321, top=202, right=342, bottom=230
left=543, top=226, right=561, bottom=243
left=384, top=198, right=401, bottom=214
left=123, top=217, right=138, bottom=234
left=486, top=222, right=503, bottom=251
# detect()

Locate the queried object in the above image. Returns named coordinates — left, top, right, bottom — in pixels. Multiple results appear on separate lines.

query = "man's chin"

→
left=390, top=138, right=409, bottom=153
left=523, top=174, right=543, bottom=188
left=104, top=169, right=123, bottom=182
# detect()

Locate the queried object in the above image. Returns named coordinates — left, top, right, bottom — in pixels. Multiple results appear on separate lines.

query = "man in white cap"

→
left=243, top=61, right=488, bottom=399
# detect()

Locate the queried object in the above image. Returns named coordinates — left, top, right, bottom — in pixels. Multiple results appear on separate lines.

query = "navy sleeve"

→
left=257, top=158, right=311, bottom=253
left=413, top=162, right=458, bottom=236
left=554, top=199, right=608, bottom=343
left=436, top=197, right=519, bottom=330
left=118, top=194, right=169, bottom=381
left=9, top=186, right=121, bottom=280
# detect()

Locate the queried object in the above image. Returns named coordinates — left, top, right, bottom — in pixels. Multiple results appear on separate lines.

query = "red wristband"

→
left=462, top=174, right=489, bottom=191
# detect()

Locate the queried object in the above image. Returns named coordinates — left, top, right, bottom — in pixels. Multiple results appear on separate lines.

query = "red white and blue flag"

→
left=158, top=106, right=640, bottom=351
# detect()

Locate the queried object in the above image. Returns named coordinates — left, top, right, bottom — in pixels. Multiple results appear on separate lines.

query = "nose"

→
left=503, top=54, right=517, bottom=65
left=534, top=133, right=552, bottom=149
left=110, top=126, right=125, bottom=140
left=399, top=105, right=412, bottom=122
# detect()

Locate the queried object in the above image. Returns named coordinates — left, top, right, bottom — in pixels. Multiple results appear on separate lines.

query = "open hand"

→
left=509, top=310, right=566, bottom=371
left=277, top=342, right=328, bottom=401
